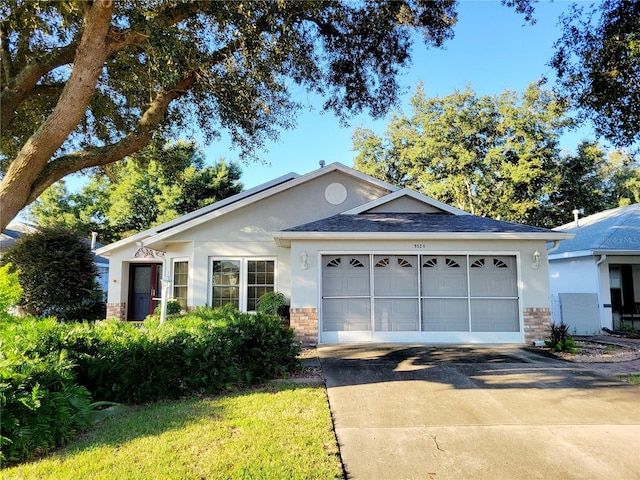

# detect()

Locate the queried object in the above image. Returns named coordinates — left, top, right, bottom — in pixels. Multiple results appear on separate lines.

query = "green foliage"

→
left=545, top=322, right=577, bottom=354
left=0, top=308, right=301, bottom=465
left=0, top=0, right=539, bottom=231
left=353, top=83, right=637, bottom=227
left=0, top=263, right=22, bottom=318
left=551, top=0, right=640, bottom=151
left=30, top=142, right=243, bottom=243
left=256, top=291, right=289, bottom=320
left=1, top=227, right=102, bottom=321
left=0, top=317, right=95, bottom=466
left=166, top=300, right=183, bottom=316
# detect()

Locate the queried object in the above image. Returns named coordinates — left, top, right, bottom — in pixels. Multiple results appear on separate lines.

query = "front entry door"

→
left=129, top=264, right=162, bottom=320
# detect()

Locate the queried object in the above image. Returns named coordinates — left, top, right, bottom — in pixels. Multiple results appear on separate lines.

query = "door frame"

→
left=128, top=263, right=163, bottom=320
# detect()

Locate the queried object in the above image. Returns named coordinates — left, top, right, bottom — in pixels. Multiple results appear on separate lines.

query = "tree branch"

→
left=0, top=39, right=80, bottom=132
left=28, top=73, right=198, bottom=202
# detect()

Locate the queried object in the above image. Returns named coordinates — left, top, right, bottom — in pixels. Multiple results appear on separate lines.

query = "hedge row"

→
left=0, top=306, right=301, bottom=465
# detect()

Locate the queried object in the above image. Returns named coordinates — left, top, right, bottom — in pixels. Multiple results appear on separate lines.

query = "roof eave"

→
left=273, top=231, right=571, bottom=248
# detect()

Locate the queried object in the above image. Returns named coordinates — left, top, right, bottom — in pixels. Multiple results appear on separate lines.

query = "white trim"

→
left=208, top=256, right=277, bottom=312
left=341, top=188, right=471, bottom=216
left=275, top=231, right=572, bottom=248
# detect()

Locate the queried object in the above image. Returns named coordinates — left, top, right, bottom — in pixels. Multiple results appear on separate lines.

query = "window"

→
left=173, top=260, right=188, bottom=309
left=247, top=260, right=275, bottom=311
left=211, top=258, right=276, bottom=311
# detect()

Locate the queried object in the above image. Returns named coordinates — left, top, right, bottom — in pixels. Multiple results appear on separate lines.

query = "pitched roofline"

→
left=139, top=163, right=399, bottom=248
left=99, top=162, right=399, bottom=254
left=96, top=171, right=300, bottom=255
left=549, top=248, right=640, bottom=261
left=341, top=188, right=471, bottom=216
left=273, top=231, right=573, bottom=248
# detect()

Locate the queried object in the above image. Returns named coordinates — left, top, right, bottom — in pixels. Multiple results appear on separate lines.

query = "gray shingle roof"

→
left=284, top=213, right=556, bottom=234
left=552, top=203, right=640, bottom=255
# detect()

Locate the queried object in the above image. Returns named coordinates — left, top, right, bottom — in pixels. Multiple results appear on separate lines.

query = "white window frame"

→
left=209, top=257, right=277, bottom=312
left=172, top=258, right=189, bottom=309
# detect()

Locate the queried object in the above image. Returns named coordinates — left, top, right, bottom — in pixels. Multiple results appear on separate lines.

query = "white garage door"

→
left=321, top=254, right=521, bottom=343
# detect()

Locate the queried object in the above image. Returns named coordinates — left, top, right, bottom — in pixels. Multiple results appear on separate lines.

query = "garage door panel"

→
left=422, top=298, right=470, bottom=331
left=323, top=298, right=371, bottom=331
left=374, top=299, right=419, bottom=331
left=470, top=298, right=519, bottom=332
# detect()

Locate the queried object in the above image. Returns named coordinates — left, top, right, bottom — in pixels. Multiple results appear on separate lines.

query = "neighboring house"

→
left=0, top=221, right=110, bottom=300
left=96, top=162, right=570, bottom=345
left=548, top=204, right=640, bottom=335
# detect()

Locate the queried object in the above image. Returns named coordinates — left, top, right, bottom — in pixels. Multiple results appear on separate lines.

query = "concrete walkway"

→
left=318, top=344, right=640, bottom=480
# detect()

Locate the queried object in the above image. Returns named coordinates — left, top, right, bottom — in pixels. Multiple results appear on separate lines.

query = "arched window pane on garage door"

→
left=322, top=255, right=371, bottom=331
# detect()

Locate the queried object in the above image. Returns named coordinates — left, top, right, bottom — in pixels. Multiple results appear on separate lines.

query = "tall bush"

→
left=1, top=227, right=103, bottom=321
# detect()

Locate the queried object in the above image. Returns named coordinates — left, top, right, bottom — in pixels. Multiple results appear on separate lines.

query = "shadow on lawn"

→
left=39, top=382, right=324, bottom=463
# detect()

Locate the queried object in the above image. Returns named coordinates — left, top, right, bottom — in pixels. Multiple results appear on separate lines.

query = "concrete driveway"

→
left=318, top=344, right=640, bottom=480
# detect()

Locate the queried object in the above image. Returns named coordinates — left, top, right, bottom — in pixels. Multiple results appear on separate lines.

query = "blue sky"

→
left=199, top=0, right=594, bottom=189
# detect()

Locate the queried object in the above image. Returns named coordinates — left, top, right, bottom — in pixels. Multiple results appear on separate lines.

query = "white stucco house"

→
left=96, top=162, right=571, bottom=345
left=548, top=204, right=640, bottom=335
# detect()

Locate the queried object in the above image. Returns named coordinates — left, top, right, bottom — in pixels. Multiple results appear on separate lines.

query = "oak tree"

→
left=29, top=141, right=243, bottom=243
left=551, top=0, right=640, bottom=150
left=0, top=0, right=539, bottom=231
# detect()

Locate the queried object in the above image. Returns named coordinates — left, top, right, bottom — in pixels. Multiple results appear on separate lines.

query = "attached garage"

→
left=320, top=253, right=520, bottom=343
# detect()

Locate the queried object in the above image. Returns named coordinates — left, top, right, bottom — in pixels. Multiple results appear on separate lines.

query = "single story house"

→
left=96, top=162, right=571, bottom=345
left=548, top=204, right=640, bottom=335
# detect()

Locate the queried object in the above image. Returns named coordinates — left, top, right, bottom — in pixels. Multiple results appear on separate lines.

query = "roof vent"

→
left=319, top=160, right=325, bottom=168
left=572, top=208, right=583, bottom=228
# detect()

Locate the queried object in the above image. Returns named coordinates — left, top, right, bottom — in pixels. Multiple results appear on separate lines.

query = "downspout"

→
left=595, top=254, right=607, bottom=332
left=547, top=240, right=561, bottom=254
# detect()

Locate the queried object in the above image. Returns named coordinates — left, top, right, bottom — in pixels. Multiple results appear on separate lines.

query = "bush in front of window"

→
left=256, top=291, right=289, bottom=322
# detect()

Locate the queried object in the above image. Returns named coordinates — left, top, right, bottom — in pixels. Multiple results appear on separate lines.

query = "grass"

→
left=619, top=374, right=640, bottom=386
left=3, top=383, right=344, bottom=480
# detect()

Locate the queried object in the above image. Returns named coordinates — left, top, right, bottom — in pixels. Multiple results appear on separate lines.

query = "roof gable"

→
left=97, top=162, right=398, bottom=255
left=342, top=189, right=470, bottom=216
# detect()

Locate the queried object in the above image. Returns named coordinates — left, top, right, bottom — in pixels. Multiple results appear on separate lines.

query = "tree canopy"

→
left=29, top=141, right=243, bottom=243
left=0, top=0, right=538, bottom=231
left=551, top=0, right=640, bottom=151
left=353, top=83, right=638, bottom=227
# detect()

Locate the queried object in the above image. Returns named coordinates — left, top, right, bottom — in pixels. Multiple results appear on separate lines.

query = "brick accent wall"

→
left=523, top=307, right=551, bottom=345
left=290, top=308, right=318, bottom=345
left=106, top=302, right=126, bottom=321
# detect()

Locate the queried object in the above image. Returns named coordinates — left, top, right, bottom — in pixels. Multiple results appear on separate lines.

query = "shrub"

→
left=256, top=291, right=289, bottom=320
left=0, top=318, right=95, bottom=466
left=1, top=227, right=101, bottom=321
left=0, top=307, right=301, bottom=464
left=545, top=322, right=577, bottom=353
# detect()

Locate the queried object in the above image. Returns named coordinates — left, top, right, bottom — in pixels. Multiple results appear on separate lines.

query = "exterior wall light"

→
left=301, top=251, right=308, bottom=270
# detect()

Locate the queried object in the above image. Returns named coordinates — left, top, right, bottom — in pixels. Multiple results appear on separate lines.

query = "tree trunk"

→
left=0, top=1, right=113, bottom=231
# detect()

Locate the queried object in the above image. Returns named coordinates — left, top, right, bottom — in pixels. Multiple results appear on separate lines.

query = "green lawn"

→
left=3, top=383, right=343, bottom=480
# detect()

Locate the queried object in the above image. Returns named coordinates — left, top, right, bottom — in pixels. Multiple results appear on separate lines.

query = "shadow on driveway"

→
left=319, top=344, right=640, bottom=480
